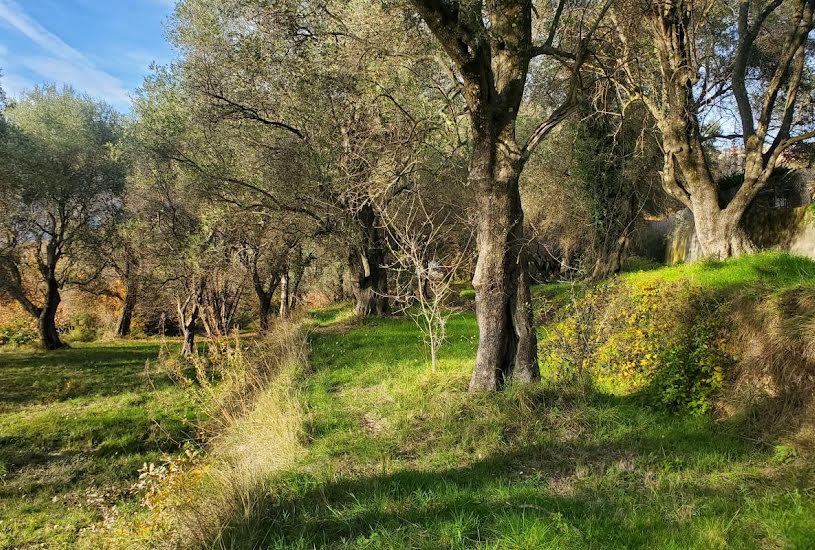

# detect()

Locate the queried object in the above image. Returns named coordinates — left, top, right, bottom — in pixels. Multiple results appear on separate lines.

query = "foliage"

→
left=539, top=253, right=815, bottom=415
left=66, top=312, right=102, bottom=343
left=0, top=314, right=37, bottom=347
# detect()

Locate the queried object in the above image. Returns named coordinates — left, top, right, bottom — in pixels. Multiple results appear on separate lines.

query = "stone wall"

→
left=661, top=205, right=815, bottom=264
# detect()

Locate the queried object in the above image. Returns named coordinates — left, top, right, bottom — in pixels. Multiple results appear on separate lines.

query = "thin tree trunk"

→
left=181, top=313, right=197, bottom=357
left=279, top=272, right=290, bottom=318
left=288, top=251, right=310, bottom=313
left=178, top=279, right=205, bottom=357
left=38, top=277, right=64, bottom=350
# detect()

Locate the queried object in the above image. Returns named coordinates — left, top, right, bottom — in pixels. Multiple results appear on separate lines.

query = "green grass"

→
left=622, top=251, right=815, bottom=292
left=212, top=296, right=815, bottom=548
left=309, top=301, right=357, bottom=327
left=0, top=339, right=197, bottom=549
left=6, top=253, right=815, bottom=548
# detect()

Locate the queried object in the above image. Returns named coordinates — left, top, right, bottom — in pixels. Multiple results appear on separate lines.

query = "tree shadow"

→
left=212, top=390, right=778, bottom=549
left=0, top=343, right=174, bottom=408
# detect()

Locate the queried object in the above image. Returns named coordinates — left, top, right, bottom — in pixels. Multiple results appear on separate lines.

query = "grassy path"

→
left=215, top=311, right=815, bottom=549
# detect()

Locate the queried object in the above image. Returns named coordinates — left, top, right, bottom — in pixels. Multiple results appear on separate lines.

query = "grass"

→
left=0, top=339, right=197, bottom=549
left=621, top=251, right=815, bottom=292
left=212, top=287, right=815, bottom=547
left=5, top=252, right=815, bottom=548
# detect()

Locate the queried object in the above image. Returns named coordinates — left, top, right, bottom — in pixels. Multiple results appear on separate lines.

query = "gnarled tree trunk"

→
left=690, top=196, right=755, bottom=259
left=635, top=0, right=814, bottom=259
left=591, top=234, right=629, bottom=281
left=348, top=204, right=389, bottom=317
left=468, top=128, right=539, bottom=391
left=38, top=277, right=64, bottom=350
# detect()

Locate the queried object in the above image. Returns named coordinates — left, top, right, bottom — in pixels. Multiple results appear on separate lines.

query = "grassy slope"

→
left=0, top=340, right=196, bottom=549
left=620, top=252, right=815, bottom=291
left=217, top=254, right=815, bottom=549
left=4, top=253, right=815, bottom=549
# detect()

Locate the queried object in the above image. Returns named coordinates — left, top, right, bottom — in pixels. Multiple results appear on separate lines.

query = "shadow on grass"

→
left=0, top=342, right=175, bottom=407
left=213, top=429, right=778, bottom=548
left=209, top=385, right=791, bottom=549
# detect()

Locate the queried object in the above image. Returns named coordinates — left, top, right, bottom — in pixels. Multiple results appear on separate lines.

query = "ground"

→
left=0, top=340, right=196, bottom=549
left=221, top=313, right=813, bottom=549
left=2, top=255, right=815, bottom=548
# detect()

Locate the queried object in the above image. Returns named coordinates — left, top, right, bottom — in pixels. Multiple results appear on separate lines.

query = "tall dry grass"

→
left=725, top=286, right=815, bottom=446
left=151, top=318, right=310, bottom=549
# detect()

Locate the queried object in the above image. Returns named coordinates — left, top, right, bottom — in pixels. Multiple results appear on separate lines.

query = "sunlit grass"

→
left=212, top=287, right=815, bottom=548
left=0, top=339, right=196, bottom=549
left=623, top=251, right=815, bottom=291
left=5, top=253, right=815, bottom=548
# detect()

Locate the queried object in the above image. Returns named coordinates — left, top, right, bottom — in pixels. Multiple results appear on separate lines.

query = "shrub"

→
left=649, top=312, right=728, bottom=414
left=66, top=312, right=101, bottom=342
left=0, top=316, right=38, bottom=347
left=540, top=278, right=731, bottom=414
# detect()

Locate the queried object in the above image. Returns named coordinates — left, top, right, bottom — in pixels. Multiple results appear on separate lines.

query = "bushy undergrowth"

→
left=66, top=312, right=102, bottom=343
left=0, top=315, right=37, bottom=347
left=539, top=252, right=815, bottom=418
left=540, top=279, right=730, bottom=414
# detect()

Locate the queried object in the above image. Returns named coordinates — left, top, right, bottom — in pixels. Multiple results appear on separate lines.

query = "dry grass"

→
left=149, top=318, right=310, bottom=549
left=725, top=286, right=815, bottom=446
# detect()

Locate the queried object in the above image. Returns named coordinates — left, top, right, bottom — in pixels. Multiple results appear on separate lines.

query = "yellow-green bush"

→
left=66, top=312, right=102, bottom=342
left=540, top=278, right=731, bottom=414
left=0, top=314, right=37, bottom=347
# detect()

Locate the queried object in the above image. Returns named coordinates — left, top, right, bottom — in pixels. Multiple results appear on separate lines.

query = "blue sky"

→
left=0, top=0, right=176, bottom=112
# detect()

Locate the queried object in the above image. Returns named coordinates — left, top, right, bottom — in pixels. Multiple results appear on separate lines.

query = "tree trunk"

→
left=279, top=272, right=290, bottom=318
left=178, top=279, right=205, bottom=357
left=288, top=251, right=310, bottom=313
left=591, top=234, right=629, bottom=281
left=349, top=248, right=389, bottom=316
left=38, top=278, right=64, bottom=350
left=181, top=313, right=197, bottom=357
left=249, top=259, right=280, bottom=334
left=691, top=202, right=755, bottom=259
left=660, top=132, right=757, bottom=259
left=259, top=296, right=273, bottom=332
left=115, top=283, right=138, bottom=337
left=348, top=204, right=389, bottom=317
left=469, top=133, right=539, bottom=391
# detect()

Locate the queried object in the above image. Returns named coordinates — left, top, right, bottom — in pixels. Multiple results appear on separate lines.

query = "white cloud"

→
left=1, top=72, right=35, bottom=97
left=0, top=0, right=130, bottom=106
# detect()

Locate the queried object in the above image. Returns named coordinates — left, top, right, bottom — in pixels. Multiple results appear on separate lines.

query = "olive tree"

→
left=407, top=0, right=611, bottom=390
left=0, top=86, right=125, bottom=349
left=610, top=0, right=815, bottom=257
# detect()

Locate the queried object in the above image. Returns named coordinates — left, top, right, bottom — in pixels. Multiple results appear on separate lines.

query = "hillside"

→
left=170, top=253, right=815, bottom=548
